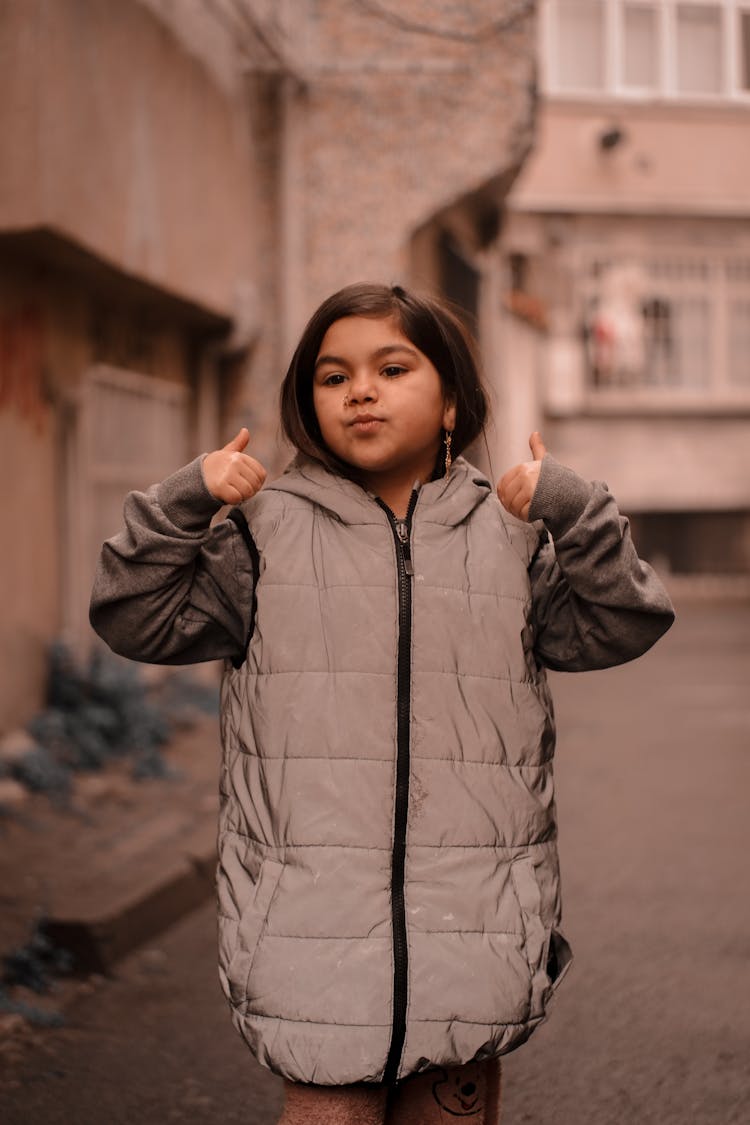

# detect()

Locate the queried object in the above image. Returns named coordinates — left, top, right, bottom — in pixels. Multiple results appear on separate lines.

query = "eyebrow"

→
left=314, top=344, right=419, bottom=372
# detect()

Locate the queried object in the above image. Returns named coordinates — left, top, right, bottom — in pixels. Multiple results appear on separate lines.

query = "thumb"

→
left=224, top=427, right=250, bottom=453
left=529, top=431, right=547, bottom=462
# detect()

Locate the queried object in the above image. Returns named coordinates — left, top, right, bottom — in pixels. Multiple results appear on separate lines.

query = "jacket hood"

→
left=265, top=454, right=492, bottom=527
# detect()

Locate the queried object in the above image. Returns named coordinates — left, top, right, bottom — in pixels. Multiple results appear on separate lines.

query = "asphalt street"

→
left=1, top=599, right=748, bottom=1124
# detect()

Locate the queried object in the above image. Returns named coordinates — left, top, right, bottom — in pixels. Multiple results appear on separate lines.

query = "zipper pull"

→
left=395, top=520, right=414, bottom=576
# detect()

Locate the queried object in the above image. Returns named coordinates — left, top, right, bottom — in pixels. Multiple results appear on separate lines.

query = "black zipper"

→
left=376, top=486, right=419, bottom=1086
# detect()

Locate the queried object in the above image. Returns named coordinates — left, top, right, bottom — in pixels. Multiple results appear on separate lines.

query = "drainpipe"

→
left=279, top=71, right=308, bottom=367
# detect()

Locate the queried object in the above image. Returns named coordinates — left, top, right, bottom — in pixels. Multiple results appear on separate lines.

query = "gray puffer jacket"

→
left=90, top=453, right=674, bottom=1087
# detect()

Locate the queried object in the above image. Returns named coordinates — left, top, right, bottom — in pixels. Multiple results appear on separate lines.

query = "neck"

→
left=371, top=479, right=416, bottom=519
left=358, top=448, right=443, bottom=519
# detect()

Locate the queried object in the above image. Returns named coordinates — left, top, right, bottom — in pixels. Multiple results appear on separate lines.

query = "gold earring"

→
left=444, top=430, right=453, bottom=477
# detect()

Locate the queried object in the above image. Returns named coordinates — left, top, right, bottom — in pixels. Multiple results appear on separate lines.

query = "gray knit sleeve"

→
left=527, top=455, right=675, bottom=672
left=89, top=456, right=256, bottom=665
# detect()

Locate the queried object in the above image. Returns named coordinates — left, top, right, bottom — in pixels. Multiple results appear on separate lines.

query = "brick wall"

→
left=277, top=0, right=538, bottom=328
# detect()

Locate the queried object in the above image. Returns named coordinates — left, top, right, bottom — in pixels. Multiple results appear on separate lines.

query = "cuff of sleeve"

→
left=527, top=454, right=595, bottom=534
left=154, top=455, right=224, bottom=530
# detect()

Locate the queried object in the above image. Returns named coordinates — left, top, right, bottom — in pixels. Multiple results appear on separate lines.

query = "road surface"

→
left=1, top=600, right=748, bottom=1124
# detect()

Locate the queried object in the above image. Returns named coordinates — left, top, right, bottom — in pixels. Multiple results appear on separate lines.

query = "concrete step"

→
left=0, top=716, right=221, bottom=982
left=41, top=814, right=217, bottom=974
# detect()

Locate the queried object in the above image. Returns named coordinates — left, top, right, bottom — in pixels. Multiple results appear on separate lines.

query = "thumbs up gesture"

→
left=497, top=432, right=547, bottom=522
left=202, top=428, right=267, bottom=504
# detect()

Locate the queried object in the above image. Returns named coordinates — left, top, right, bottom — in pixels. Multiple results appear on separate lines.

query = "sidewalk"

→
left=0, top=714, right=222, bottom=1024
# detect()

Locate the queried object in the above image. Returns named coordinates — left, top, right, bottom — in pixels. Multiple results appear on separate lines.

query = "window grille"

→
left=728, top=299, right=750, bottom=384
left=578, top=250, right=750, bottom=398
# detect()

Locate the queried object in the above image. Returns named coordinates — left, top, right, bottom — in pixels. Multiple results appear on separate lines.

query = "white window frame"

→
left=541, top=0, right=750, bottom=103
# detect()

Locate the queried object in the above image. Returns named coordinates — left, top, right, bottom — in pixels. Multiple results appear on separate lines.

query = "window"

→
left=727, top=257, right=750, bottom=383
left=543, top=0, right=750, bottom=100
left=628, top=510, right=750, bottom=572
left=556, top=1, right=606, bottom=90
left=676, top=3, right=723, bottom=93
left=623, top=3, right=659, bottom=88
left=741, top=8, right=750, bottom=85
left=439, top=233, right=480, bottom=333
left=578, top=250, right=750, bottom=400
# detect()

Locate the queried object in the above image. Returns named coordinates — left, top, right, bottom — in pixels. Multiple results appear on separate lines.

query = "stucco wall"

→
left=543, top=413, right=750, bottom=514
left=0, top=408, right=59, bottom=731
left=511, top=100, right=750, bottom=216
left=0, top=0, right=256, bottom=319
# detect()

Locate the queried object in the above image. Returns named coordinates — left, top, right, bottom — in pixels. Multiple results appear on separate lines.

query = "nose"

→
left=346, top=369, right=378, bottom=404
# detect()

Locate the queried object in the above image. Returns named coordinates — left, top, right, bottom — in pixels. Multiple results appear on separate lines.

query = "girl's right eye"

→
left=321, top=373, right=346, bottom=386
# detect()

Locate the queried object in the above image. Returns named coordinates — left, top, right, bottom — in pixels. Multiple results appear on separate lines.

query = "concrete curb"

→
left=0, top=710, right=223, bottom=980
left=41, top=817, right=217, bottom=975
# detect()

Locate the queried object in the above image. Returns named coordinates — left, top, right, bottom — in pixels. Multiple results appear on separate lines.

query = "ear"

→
left=442, top=394, right=457, bottom=433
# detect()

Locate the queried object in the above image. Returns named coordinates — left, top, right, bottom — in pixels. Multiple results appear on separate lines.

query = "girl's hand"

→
left=203, top=428, right=267, bottom=504
left=497, top=432, right=547, bottom=521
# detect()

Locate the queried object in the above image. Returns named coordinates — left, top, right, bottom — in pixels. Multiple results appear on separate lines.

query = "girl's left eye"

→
left=382, top=365, right=407, bottom=378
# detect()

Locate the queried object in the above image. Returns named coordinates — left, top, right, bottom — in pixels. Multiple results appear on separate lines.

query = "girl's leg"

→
left=277, top=1079, right=388, bottom=1125
left=385, top=1059, right=502, bottom=1125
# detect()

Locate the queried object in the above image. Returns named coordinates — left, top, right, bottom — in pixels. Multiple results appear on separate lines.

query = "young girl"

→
left=90, top=283, right=674, bottom=1125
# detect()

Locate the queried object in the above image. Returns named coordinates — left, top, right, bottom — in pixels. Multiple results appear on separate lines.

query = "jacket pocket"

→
left=221, top=855, right=284, bottom=1010
left=509, top=856, right=572, bottom=1019
left=546, top=927, right=573, bottom=993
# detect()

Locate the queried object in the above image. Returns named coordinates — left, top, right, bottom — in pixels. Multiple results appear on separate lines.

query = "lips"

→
left=348, top=414, right=384, bottom=431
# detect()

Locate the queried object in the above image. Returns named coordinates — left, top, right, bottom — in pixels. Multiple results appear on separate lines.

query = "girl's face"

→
left=312, top=315, right=456, bottom=498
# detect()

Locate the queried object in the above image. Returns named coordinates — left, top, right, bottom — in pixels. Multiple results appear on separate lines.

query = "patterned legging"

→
left=277, top=1059, right=501, bottom=1125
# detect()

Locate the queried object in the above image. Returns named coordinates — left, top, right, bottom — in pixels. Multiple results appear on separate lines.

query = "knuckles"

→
left=496, top=457, right=542, bottom=522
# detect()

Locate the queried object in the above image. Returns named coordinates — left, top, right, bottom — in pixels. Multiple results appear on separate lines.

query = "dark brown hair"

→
left=280, top=282, right=488, bottom=470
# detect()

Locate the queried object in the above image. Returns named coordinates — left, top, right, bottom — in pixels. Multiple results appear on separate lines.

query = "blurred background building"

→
left=1, top=0, right=748, bottom=734
left=0, top=0, right=537, bottom=730
left=493, top=0, right=750, bottom=579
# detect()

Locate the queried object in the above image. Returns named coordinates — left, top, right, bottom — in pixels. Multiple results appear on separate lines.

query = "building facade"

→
left=490, top=0, right=750, bottom=575
left=0, top=0, right=538, bottom=732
